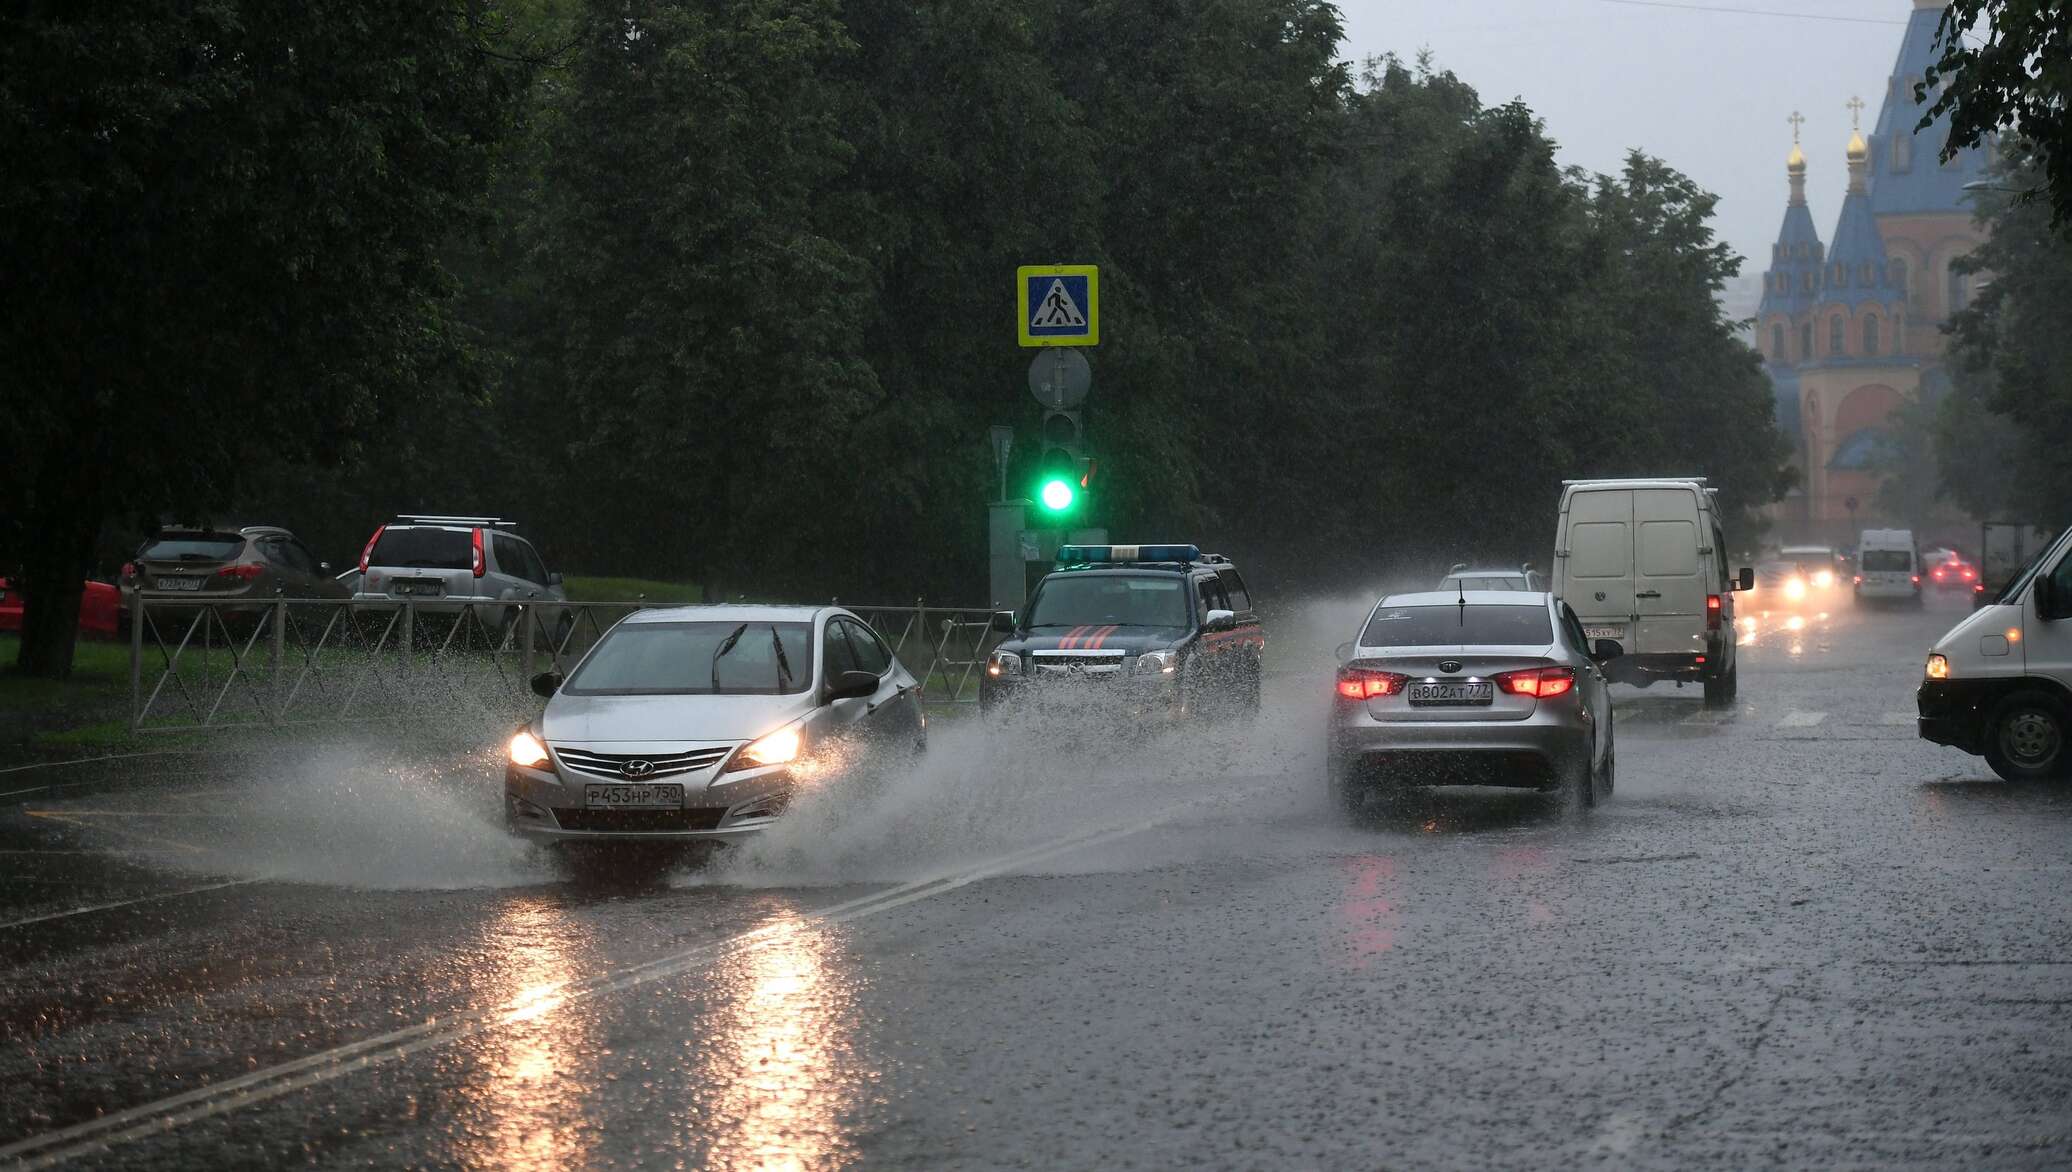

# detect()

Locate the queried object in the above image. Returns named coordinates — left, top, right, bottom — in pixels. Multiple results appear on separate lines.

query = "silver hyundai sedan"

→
left=1327, top=591, right=1620, bottom=813
left=505, top=604, right=924, bottom=842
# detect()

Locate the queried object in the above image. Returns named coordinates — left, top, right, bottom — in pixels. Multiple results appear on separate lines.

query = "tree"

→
left=1918, top=1, right=2072, bottom=228
left=0, top=2, right=521, bottom=676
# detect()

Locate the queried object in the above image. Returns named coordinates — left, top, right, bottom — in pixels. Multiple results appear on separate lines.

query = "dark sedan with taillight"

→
left=1327, top=591, right=1621, bottom=814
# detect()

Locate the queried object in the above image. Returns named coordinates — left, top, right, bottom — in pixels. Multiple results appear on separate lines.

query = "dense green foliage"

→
left=1920, top=0, right=2072, bottom=229
left=2, top=0, right=1788, bottom=675
left=1935, top=163, right=2072, bottom=527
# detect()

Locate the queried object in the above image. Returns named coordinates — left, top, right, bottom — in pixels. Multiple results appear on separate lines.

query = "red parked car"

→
left=0, top=578, right=125, bottom=639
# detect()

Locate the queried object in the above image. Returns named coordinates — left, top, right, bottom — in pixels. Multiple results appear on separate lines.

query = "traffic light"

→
left=1034, top=406, right=1085, bottom=518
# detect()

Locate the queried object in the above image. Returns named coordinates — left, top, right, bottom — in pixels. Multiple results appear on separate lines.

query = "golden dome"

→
left=1787, top=142, right=1807, bottom=173
left=1846, top=129, right=1869, bottom=163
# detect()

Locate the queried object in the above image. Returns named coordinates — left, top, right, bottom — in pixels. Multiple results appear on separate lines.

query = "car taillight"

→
left=1853, top=575, right=1863, bottom=585
left=471, top=528, right=485, bottom=578
left=1911, top=575, right=1921, bottom=585
left=1706, top=594, right=1722, bottom=630
left=1961, top=568, right=1975, bottom=580
left=1497, top=666, right=1575, bottom=698
left=1932, top=567, right=1947, bottom=580
left=121, top=562, right=135, bottom=580
left=1336, top=666, right=1407, bottom=700
left=212, top=564, right=264, bottom=583
left=359, top=525, right=386, bottom=574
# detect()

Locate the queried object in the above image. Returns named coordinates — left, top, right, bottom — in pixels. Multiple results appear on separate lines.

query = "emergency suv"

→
left=980, top=544, right=1264, bottom=717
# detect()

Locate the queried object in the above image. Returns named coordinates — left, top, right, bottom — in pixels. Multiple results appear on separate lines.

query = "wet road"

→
left=4, top=590, right=2069, bottom=1168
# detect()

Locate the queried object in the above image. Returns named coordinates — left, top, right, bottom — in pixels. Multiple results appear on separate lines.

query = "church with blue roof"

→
left=1757, top=0, right=1990, bottom=539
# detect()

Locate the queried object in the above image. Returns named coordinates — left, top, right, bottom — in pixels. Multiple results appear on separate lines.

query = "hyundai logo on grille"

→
left=620, top=759, right=655, bottom=779
left=1438, top=660, right=1462, bottom=674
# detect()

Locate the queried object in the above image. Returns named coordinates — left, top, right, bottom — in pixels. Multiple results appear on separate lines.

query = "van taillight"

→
left=359, top=525, right=386, bottom=574
left=1706, top=594, right=1722, bottom=630
left=471, top=528, right=486, bottom=578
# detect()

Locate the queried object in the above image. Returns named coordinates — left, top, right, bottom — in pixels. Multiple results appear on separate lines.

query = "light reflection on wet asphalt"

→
left=3, top=590, right=2070, bottom=1168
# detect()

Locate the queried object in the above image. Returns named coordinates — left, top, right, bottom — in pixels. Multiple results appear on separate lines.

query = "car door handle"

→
left=1634, top=590, right=1662, bottom=599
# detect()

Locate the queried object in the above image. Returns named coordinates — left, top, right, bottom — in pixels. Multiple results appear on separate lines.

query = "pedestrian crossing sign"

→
left=1018, top=264, right=1099, bottom=347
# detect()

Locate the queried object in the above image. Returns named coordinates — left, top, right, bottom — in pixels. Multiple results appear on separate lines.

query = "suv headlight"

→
left=1926, top=653, right=1949, bottom=680
left=508, top=728, right=550, bottom=768
left=1134, top=649, right=1179, bottom=676
left=725, top=724, right=802, bottom=773
left=986, top=650, right=1021, bottom=678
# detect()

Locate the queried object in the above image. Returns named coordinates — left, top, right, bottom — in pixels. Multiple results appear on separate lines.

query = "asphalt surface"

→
left=3, top=588, right=2068, bottom=1169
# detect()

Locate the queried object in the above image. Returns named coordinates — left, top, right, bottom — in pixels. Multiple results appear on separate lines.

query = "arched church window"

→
left=1772, top=325, right=1786, bottom=360
left=1830, top=314, right=1846, bottom=356
left=1893, top=134, right=1913, bottom=172
left=1889, top=256, right=1909, bottom=302
left=1863, top=315, right=1880, bottom=356
left=1802, top=272, right=1815, bottom=293
left=1860, top=263, right=1876, bottom=286
left=1801, top=322, right=1814, bottom=358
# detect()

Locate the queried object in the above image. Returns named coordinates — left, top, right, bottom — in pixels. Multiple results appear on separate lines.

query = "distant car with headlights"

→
left=1919, top=525, right=2072, bottom=781
left=979, top=544, right=1264, bottom=718
left=1926, top=550, right=1979, bottom=592
left=1328, top=591, right=1620, bottom=812
left=506, top=605, right=924, bottom=842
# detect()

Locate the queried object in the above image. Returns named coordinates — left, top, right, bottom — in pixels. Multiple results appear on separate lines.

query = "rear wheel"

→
left=1984, top=692, right=2071, bottom=782
left=1327, top=755, right=1364, bottom=817
left=1702, top=665, right=1735, bottom=708
left=1573, top=755, right=1597, bottom=808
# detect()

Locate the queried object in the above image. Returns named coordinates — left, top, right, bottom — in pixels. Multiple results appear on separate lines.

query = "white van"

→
left=1855, top=528, right=1921, bottom=605
left=1553, top=478, right=1754, bottom=706
left=1919, top=525, right=2071, bottom=780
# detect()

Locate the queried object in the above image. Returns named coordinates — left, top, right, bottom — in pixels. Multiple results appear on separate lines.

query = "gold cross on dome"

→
left=1788, top=110, right=1805, bottom=143
left=1846, top=95, right=1865, bottom=129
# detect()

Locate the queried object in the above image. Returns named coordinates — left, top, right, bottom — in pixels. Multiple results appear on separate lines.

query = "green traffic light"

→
left=1039, top=477, right=1076, bottom=512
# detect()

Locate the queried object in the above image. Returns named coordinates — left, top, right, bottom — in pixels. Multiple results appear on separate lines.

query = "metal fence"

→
left=127, top=595, right=1001, bottom=733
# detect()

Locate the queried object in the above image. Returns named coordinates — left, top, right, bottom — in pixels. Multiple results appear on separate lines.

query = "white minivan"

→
left=1919, top=524, right=2071, bottom=780
left=1855, top=528, right=1922, bottom=606
left=1553, top=478, right=1754, bottom=706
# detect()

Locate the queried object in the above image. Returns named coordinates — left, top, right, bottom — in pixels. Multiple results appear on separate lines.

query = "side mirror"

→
left=1204, top=608, right=1236, bottom=633
left=1334, top=641, right=1354, bottom=664
left=1736, top=567, right=1755, bottom=592
left=826, top=669, right=879, bottom=702
left=548, top=571, right=564, bottom=586
left=990, top=610, right=1017, bottom=634
left=1592, top=639, right=1624, bottom=662
left=529, top=670, right=562, bottom=698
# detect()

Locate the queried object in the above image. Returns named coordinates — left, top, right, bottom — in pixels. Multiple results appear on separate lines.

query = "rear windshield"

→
left=1362, top=603, right=1553, bottom=647
left=369, top=527, right=473, bottom=570
left=139, top=534, right=245, bottom=561
left=566, top=621, right=814, bottom=696
left=1861, top=550, right=1913, bottom=572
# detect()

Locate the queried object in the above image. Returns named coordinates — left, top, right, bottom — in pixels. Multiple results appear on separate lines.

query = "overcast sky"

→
left=1335, top=0, right=1928, bottom=285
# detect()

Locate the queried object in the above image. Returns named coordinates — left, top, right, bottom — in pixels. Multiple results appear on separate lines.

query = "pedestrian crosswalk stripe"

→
left=1779, top=710, right=1827, bottom=728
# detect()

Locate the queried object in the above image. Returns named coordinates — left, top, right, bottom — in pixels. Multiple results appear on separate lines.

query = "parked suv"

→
left=980, top=543, right=1265, bottom=717
left=123, top=525, right=349, bottom=622
left=352, top=516, right=570, bottom=643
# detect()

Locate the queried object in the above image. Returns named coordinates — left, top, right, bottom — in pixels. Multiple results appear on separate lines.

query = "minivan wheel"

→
left=1984, top=693, right=2071, bottom=782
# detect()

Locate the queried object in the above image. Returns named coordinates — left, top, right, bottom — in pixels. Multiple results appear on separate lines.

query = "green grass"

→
left=0, top=635, right=130, bottom=707
left=563, top=576, right=703, bottom=605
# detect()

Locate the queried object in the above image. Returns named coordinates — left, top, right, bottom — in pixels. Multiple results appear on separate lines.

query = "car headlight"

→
left=1813, top=570, right=1836, bottom=589
left=1134, top=648, right=1179, bottom=676
left=1784, top=577, right=1807, bottom=601
left=985, top=650, right=1021, bottom=678
left=725, top=724, right=802, bottom=772
left=1926, top=653, right=1949, bottom=680
left=508, top=728, right=550, bottom=768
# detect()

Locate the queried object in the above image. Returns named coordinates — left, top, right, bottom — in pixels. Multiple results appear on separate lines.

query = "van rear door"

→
left=1562, top=490, right=1635, bottom=639
left=1633, top=489, right=1705, bottom=655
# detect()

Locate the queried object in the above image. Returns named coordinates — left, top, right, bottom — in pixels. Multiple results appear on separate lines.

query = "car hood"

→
left=540, top=691, right=815, bottom=745
left=1005, top=626, right=1188, bottom=655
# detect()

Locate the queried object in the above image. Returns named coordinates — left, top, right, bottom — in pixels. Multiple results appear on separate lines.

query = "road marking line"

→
left=0, top=878, right=264, bottom=932
left=1778, top=710, right=1827, bottom=728
left=0, top=799, right=1214, bottom=1168
left=0, top=750, right=205, bottom=777
left=23, top=811, right=206, bottom=856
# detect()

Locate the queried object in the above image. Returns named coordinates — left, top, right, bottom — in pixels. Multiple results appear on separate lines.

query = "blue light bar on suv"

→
left=1058, top=544, right=1201, bottom=564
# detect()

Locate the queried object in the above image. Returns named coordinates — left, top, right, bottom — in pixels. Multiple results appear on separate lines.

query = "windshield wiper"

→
left=710, top=623, right=748, bottom=692
left=769, top=625, right=794, bottom=691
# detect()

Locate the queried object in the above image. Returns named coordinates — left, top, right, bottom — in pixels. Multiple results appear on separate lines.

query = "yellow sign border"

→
left=1017, top=264, right=1099, bottom=348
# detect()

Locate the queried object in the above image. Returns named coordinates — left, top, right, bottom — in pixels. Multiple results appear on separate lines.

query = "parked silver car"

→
left=1327, top=591, right=1619, bottom=813
left=506, top=604, right=925, bottom=842
left=351, top=515, right=569, bottom=643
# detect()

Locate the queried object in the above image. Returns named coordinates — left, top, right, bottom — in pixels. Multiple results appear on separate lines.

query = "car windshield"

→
left=1025, top=574, right=1190, bottom=629
left=369, top=527, right=473, bottom=570
left=139, top=533, right=244, bottom=561
left=1861, top=550, right=1912, bottom=572
left=1362, top=603, right=1553, bottom=647
left=564, top=620, right=814, bottom=696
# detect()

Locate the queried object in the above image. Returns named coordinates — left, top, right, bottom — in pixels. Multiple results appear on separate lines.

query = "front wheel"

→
left=1984, top=692, right=2071, bottom=782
